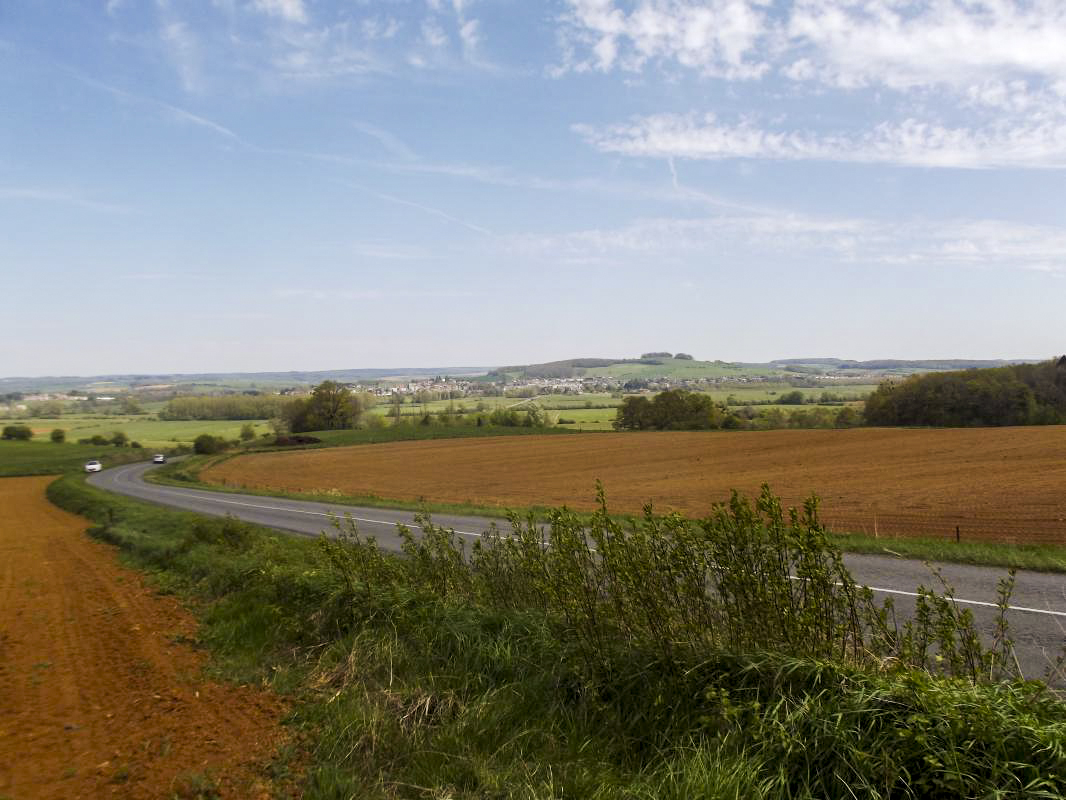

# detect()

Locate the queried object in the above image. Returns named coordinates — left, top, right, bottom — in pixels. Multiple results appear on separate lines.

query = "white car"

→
left=84, top=460, right=102, bottom=473
left=152, top=453, right=167, bottom=464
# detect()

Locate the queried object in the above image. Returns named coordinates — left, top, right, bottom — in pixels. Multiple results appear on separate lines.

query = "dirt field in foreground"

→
left=0, top=476, right=288, bottom=799
left=204, top=428, right=1066, bottom=545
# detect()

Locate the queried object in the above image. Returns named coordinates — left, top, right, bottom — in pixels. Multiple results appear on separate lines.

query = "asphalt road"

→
left=90, top=460, right=1066, bottom=683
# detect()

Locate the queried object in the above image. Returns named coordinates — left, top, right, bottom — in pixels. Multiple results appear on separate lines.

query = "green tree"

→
left=110, top=431, right=129, bottom=447
left=284, top=381, right=365, bottom=433
left=50, top=428, right=66, bottom=443
left=239, top=423, right=256, bottom=442
left=613, top=390, right=722, bottom=430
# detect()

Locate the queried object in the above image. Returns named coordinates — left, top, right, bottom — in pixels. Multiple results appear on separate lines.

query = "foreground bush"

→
left=48, top=474, right=1066, bottom=799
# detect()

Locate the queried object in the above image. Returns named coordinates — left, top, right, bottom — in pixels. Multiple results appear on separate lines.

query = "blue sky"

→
left=2, top=0, right=1065, bottom=375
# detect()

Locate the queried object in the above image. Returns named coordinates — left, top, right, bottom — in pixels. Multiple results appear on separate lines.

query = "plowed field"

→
left=204, top=428, right=1066, bottom=544
left=0, top=476, right=288, bottom=799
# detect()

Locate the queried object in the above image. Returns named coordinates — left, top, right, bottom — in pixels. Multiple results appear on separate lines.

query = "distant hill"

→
left=2, top=356, right=1047, bottom=394
left=0, top=367, right=492, bottom=394
left=768, top=358, right=1033, bottom=371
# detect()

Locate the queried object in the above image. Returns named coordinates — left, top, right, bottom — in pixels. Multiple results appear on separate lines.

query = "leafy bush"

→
left=2, top=424, right=33, bottom=440
left=193, top=433, right=228, bottom=454
left=50, top=428, right=65, bottom=443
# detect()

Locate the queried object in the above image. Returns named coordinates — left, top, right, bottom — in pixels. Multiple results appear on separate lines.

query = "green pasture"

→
left=0, top=440, right=145, bottom=476
left=0, top=414, right=271, bottom=448
left=581, top=357, right=780, bottom=380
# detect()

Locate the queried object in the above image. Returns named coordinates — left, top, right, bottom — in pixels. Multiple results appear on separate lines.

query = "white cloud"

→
left=560, top=1, right=1066, bottom=169
left=458, top=18, right=481, bottom=54
left=576, top=112, right=1066, bottom=169
left=251, top=0, right=308, bottom=25
left=558, top=1, right=1066, bottom=90
left=786, top=0, right=1066, bottom=92
left=503, top=212, right=1066, bottom=274
left=557, top=0, right=771, bottom=79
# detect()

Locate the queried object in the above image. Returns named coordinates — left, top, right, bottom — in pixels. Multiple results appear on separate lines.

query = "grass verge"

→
left=48, top=472, right=1066, bottom=799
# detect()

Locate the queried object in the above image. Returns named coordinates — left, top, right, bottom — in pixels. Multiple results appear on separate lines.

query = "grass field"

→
left=0, top=440, right=145, bottom=476
left=0, top=415, right=271, bottom=448
left=203, top=427, right=1066, bottom=547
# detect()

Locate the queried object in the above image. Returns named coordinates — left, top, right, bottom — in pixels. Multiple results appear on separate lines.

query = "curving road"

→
left=91, top=461, right=1066, bottom=682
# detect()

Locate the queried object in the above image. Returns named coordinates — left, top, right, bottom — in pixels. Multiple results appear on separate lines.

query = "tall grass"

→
left=324, top=483, right=1022, bottom=684
left=48, top=474, right=1066, bottom=799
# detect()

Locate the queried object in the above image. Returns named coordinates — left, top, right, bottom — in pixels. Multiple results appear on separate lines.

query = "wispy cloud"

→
left=351, top=121, right=417, bottom=161
left=350, top=242, right=436, bottom=260
left=372, top=189, right=493, bottom=236
left=576, top=113, right=1066, bottom=169
left=557, top=0, right=1066, bottom=90
left=158, top=19, right=203, bottom=92
left=74, top=73, right=240, bottom=141
left=251, top=0, right=308, bottom=25
left=0, top=186, right=132, bottom=213
left=555, top=0, right=771, bottom=79
left=502, top=212, right=1066, bottom=274
left=559, top=1, right=1066, bottom=170
left=274, top=287, right=477, bottom=301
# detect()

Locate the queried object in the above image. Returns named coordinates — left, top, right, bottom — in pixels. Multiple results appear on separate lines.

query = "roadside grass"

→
left=154, top=450, right=1066, bottom=574
left=47, top=472, right=1066, bottom=799
left=0, top=440, right=146, bottom=476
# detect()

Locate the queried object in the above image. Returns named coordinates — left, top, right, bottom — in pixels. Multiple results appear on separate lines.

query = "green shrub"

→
left=193, top=433, right=227, bottom=455
left=50, top=428, right=65, bottom=443
left=2, top=424, right=33, bottom=440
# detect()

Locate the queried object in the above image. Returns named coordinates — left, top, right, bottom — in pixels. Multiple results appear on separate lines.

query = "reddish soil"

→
left=0, top=476, right=289, bottom=799
left=204, top=428, right=1066, bottom=545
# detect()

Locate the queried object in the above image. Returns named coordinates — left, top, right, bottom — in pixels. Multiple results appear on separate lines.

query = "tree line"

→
left=613, top=390, right=864, bottom=431
left=864, top=356, right=1066, bottom=427
left=160, top=394, right=292, bottom=420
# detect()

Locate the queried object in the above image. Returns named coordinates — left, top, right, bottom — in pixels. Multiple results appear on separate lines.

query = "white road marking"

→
left=111, top=466, right=1066, bottom=620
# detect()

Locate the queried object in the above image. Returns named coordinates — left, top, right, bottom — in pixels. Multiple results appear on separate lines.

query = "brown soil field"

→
left=0, top=476, right=289, bottom=799
left=204, top=428, right=1066, bottom=545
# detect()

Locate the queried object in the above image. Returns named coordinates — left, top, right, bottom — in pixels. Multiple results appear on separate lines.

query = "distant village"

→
left=2, top=369, right=868, bottom=414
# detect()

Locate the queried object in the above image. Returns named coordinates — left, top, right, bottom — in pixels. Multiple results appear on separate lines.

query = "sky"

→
left=2, top=0, right=1065, bottom=376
